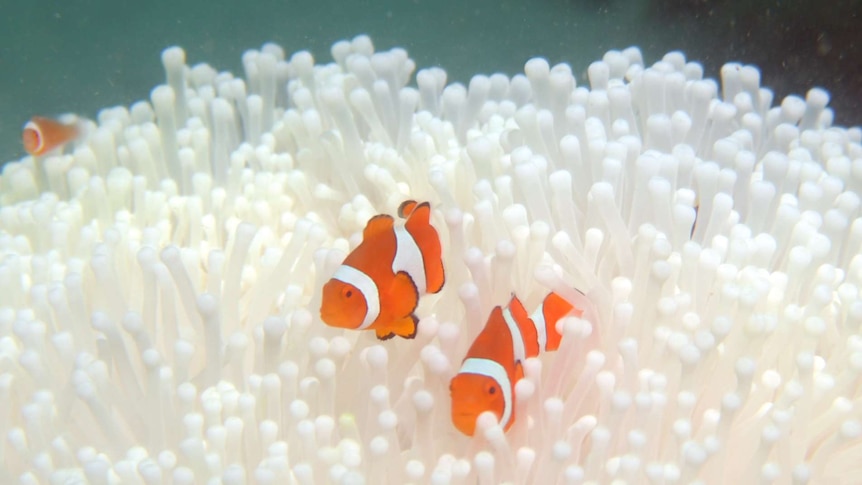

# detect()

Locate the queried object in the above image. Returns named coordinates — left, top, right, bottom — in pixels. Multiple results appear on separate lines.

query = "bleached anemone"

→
left=1, top=34, right=861, bottom=483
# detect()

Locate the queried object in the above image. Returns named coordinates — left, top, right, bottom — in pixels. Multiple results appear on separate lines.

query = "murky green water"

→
left=1, top=0, right=858, bottom=165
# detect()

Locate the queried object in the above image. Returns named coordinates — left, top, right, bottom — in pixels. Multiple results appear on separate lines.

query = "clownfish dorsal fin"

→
left=403, top=201, right=432, bottom=228
left=362, top=214, right=394, bottom=240
left=397, top=200, right=419, bottom=219
left=544, top=292, right=577, bottom=320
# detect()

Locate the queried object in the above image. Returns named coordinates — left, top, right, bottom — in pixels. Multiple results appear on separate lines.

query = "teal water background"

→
left=1, top=0, right=859, bottom=165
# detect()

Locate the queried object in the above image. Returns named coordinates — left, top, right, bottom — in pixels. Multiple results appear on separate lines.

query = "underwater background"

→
left=0, top=0, right=859, bottom=165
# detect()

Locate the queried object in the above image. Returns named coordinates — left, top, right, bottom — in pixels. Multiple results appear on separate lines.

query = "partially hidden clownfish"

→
left=449, top=292, right=582, bottom=436
left=320, top=200, right=445, bottom=340
left=22, top=116, right=80, bottom=156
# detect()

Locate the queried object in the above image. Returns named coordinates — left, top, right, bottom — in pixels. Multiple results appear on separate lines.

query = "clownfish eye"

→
left=342, top=287, right=353, bottom=299
left=488, top=386, right=496, bottom=395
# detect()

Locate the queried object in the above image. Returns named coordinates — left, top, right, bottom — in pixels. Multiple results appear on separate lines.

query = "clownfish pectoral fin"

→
left=388, top=313, right=419, bottom=339
left=389, top=271, right=419, bottom=317
left=514, top=361, right=524, bottom=383
left=397, top=200, right=419, bottom=219
left=363, top=214, right=394, bottom=240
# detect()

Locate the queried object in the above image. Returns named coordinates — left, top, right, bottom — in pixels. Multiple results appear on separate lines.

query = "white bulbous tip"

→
left=806, top=87, right=830, bottom=108
left=365, top=345, right=388, bottom=368
left=161, top=46, right=186, bottom=66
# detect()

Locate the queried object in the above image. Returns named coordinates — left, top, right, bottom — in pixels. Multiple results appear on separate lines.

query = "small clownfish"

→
left=320, top=200, right=445, bottom=340
left=449, top=292, right=582, bottom=436
left=22, top=116, right=80, bottom=156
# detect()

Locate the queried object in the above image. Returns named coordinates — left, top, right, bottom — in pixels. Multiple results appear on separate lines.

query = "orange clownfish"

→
left=320, top=200, right=445, bottom=340
left=22, top=116, right=80, bottom=156
left=449, top=292, right=582, bottom=436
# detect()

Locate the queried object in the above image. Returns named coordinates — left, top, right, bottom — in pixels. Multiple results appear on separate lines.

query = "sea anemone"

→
left=1, top=34, right=861, bottom=483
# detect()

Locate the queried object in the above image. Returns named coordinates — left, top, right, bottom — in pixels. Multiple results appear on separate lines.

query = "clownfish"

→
left=22, top=116, right=80, bottom=156
left=320, top=200, right=445, bottom=340
left=449, top=292, right=582, bottom=436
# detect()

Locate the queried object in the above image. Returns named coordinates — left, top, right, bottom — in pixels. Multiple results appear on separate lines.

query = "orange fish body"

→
left=22, top=116, right=79, bottom=156
left=320, top=200, right=445, bottom=340
left=449, top=292, right=582, bottom=436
